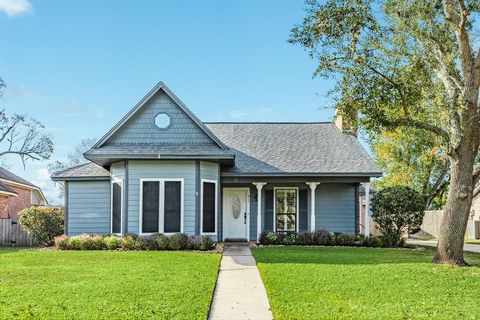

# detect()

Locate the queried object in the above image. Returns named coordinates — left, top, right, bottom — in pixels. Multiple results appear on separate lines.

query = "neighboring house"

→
left=0, top=168, right=48, bottom=221
left=468, top=182, right=480, bottom=239
left=51, top=82, right=381, bottom=241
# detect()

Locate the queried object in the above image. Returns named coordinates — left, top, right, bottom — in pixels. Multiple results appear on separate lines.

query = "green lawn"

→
left=252, top=246, right=480, bottom=320
left=0, top=247, right=220, bottom=319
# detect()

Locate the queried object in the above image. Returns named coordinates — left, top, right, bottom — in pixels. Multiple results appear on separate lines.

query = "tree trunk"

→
left=433, top=147, right=476, bottom=265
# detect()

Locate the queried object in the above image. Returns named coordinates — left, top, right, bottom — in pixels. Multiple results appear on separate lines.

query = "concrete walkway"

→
left=407, top=239, right=480, bottom=253
left=209, top=243, right=273, bottom=320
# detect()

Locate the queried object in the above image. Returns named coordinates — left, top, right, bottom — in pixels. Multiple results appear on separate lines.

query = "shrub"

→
left=285, top=232, right=298, bottom=245
left=312, top=229, right=332, bottom=245
left=265, top=232, right=279, bottom=245
left=296, top=231, right=313, bottom=245
left=155, top=234, right=170, bottom=250
left=190, top=235, right=214, bottom=251
left=54, top=235, right=69, bottom=250
left=122, top=234, right=137, bottom=250
left=333, top=233, right=356, bottom=246
left=18, top=206, right=64, bottom=246
left=68, top=236, right=82, bottom=250
left=363, top=236, right=383, bottom=248
left=258, top=231, right=269, bottom=245
left=136, top=234, right=159, bottom=250
left=169, top=233, right=189, bottom=250
left=371, top=186, right=425, bottom=247
left=104, top=235, right=122, bottom=250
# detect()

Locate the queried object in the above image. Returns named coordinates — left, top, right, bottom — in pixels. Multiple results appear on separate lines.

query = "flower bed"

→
left=258, top=230, right=400, bottom=248
left=54, top=233, right=215, bottom=251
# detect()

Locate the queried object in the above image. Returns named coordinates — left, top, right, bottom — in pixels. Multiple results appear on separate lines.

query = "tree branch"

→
left=383, top=118, right=450, bottom=143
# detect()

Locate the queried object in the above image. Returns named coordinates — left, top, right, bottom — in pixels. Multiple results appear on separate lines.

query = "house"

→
left=0, top=168, right=48, bottom=221
left=51, top=82, right=381, bottom=241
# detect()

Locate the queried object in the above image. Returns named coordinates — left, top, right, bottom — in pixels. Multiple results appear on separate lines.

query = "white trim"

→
left=273, top=187, right=299, bottom=232
left=0, top=190, right=17, bottom=197
left=200, top=179, right=218, bottom=235
left=253, top=182, right=267, bottom=241
left=364, top=182, right=371, bottom=236
left=110, top=178, right=124, bottom=235
left=306, top=182, right=321, bottom=232
left=0, top=178, right=48, bottom=204
left=139, top=178, right=184, bottom=235
left=222, top=187, right=250, bottom=241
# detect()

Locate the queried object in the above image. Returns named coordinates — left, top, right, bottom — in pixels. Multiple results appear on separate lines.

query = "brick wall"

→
left=0, top=185, right=32, bottom=221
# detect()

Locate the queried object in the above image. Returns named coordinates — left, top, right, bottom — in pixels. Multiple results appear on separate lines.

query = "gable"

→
left=106, top=91, right=214, bottom=145
left=95, top=82, right=227, bottom=149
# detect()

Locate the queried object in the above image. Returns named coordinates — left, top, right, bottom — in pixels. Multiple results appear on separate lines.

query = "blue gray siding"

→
left=67, top=181, right=111, bottom=235
left=106, top=91, right=216, bottom=145
left=315, top=183, right=355, bottom=233
left=127, top=160, right=196, bottom=234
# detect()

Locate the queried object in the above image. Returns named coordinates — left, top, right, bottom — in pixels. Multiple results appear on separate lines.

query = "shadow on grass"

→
left=252, top=246, right=480, bottom=266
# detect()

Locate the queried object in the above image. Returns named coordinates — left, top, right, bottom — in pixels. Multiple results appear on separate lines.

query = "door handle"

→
left=244, top=212, right=247, bottom=224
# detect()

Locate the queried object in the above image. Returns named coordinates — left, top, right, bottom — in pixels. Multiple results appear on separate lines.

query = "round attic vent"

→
left=155, top=113, right=171, bottom=129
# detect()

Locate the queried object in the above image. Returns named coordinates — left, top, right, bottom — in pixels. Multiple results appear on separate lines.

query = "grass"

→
left=0, top=247, right=221, bottom=319
left=252, top=246, right=480, bottom=320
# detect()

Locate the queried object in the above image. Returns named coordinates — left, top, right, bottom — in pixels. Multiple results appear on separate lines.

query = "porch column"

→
left=306, top=182, right=320, bottom=232
left=364, top=182, right=371, bottom=236
left=253, top=182, right=267, bottom=241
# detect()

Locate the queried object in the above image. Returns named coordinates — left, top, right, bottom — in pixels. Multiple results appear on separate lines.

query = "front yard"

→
left=252, top=246, right=480, bottom=319
left=0, top=247, right=220, bottom=319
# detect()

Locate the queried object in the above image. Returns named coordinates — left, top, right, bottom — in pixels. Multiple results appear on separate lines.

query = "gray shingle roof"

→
left=0, top=167, right=37, bottom=188
left=53, top=122, right=381, bottom=180
left=86, top=143, right=235, bottom=157
left=205, top=122, right=381, bottom=175
left=51, top=162, right=110, bottom=181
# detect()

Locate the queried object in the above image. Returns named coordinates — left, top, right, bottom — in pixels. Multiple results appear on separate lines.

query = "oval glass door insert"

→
left=232, top=195, right=241, bottom=219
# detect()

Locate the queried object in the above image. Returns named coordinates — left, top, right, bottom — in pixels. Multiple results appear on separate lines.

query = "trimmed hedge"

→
left=54, top=233, right=215, bottom=251
left=258, top=230, right=392, bottom=248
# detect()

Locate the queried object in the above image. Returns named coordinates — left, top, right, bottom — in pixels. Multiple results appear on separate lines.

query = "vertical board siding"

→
left=127, top=160, right=196, bottom=235
left=67, top=181, right=111, bottom=235
left=315, top=183, right=355, bottom=233
left=200, top=161, right=220, bottom=241
left=263, top=190, right=274, bottom=232
left=106, top=91, right=215, bottom=145
left=0, top=218, right=34, bottom=246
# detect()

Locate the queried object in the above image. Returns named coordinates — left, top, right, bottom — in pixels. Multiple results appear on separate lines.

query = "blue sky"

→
left=0, top=0, right=336, bottom=204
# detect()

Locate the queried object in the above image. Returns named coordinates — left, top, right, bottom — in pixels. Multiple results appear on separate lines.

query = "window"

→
left=201, top=180, right=217, bottom=234
left=111, top=179, right=123, bottom=234
left=140, top=179, right=183, bottom=234
left=155, top=113, right=171, bottom=129
left=275, top=188, right=298, bottom=232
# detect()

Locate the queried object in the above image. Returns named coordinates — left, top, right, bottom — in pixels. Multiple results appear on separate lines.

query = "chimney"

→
left=334, top=108, right=358, bottom=137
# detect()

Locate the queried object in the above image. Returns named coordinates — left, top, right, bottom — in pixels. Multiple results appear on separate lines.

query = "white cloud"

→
left=229, top=107, right=274, bottom=119
left=31, top=167, right=61, bottom=205
left=0, top=0, right=33, bottom=17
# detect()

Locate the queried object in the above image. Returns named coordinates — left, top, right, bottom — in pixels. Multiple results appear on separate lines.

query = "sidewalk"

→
left=209, top=243, right=273, bottom=320
left=407, top=239, right=480, bottom=253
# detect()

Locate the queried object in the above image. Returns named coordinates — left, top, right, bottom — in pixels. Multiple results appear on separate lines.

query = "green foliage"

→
left=67, top=236, right=82, bottom=250
left=53, top=235, right=69, bottom=250
left=258, top=230, right=387, bottom=248
left=169, top=233, right=190, bottom=250
left=371, top=186, right=425, bottom=246
left=373, top=128, right=449, bottom=209
left=18, top=206, right=64, bottom=246
left=155, top=234, right=170, bottom=250
left=104, top=235, right=122, bottom=250
left=189, top=235, right=215, bottom=251
left=54, top=233, right=215, bottom=251
left=122, top=235, right=137, bottom=250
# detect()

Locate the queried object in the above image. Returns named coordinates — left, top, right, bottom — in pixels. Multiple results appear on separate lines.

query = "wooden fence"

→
left=0, top=218, right=35, bottom=246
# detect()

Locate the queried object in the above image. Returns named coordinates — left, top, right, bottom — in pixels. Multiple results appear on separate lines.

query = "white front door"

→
left=223, top=188, right=249, bottom=240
